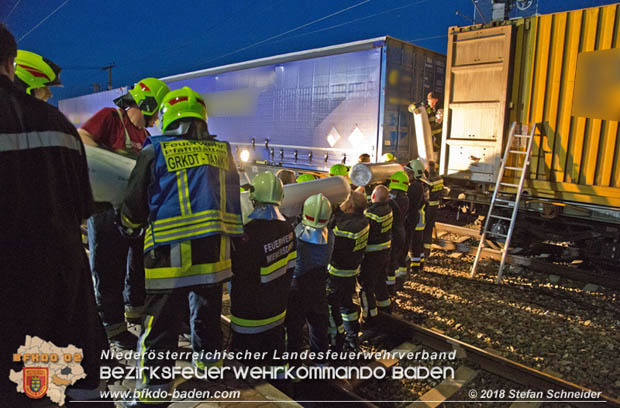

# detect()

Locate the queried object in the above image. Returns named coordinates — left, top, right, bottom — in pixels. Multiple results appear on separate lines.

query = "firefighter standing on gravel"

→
left=405, top=159, right=428, bottom=278
left=326, top=191, right=369, bottom=352
left=230, top=171, right=296, bottom=373
left=359, top=185, right=393, bottom=325
left=423, top=161, right=444, bottom=261
left=80, top=76, right=170, bottom=349
left=286, top=194, right=333, bottom=365
left=387, top=171, right=410, bottom=295
left=120, top=87, right=243, bottom=406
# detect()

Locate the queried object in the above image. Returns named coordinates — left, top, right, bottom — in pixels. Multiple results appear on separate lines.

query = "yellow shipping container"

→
left=441, top=3, right=620, bottom=210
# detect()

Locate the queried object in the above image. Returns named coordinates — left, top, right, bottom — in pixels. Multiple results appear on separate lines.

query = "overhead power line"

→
left=3, top=0, right=22, bottom=22
left=17, top=0, right=71, bottom=42
left=188, top=0, right=373, bottom=70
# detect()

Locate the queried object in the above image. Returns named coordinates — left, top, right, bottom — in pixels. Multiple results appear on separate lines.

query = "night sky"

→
left=2, top=0, right=616, bottom=105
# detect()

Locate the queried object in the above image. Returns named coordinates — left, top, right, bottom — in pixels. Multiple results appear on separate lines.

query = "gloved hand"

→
left=114, top=209, right=144, bottom=240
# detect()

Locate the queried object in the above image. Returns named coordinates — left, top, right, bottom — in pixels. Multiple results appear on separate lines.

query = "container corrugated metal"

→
left=442, top=3, right=620, bottom=208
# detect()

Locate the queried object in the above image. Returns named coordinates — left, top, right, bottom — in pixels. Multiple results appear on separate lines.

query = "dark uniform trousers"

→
left=88, top=207, right=145, bottom=336
left=286, top=267, right=329, bottom=359
left=326, top=275, right=359, bottom=350
left=359, top=249, right=390, bottom=325
left=410, top=229, right=425, bottom=273
left=423, top=203, right=438, bottom=259
left=231, top=326, right=285, bottom=370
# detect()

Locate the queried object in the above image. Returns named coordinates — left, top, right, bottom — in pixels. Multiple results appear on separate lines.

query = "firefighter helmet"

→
left=329, top=164, right=348, bottom=177
left=381, top=152, right=396, bottom=162
left=302, top=193, right=332, bottom=229
left=251, top=171, right=284, bottom=205
left=296, top=173, right=317, bottom=183
left=159, top=87, right=206, bottom=132
left=388, top=171, right=410, bottom=192
left=14, top=50, right=62, bottom=95
left=405, top=159, right=425, bottom=179
left=128, top=77, right=170, bottom=117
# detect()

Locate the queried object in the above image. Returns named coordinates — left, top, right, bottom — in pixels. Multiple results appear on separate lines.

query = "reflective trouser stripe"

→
left=138, top=315, right=155, bottom=385
left=424, top=243, right=432, bottom=249
left=396, top=267, right=408, bottom=277
left=370, top=307, right=378, bottom=317
left=377, top=298, right=391, bottom=307
left=230, top=310, right=286, bottom=334
left=328, top=264, right=359, bottom=277
left=366, top=240, right=391, bottom=252
left=386, top=275, right=396, bottom=285
left=341, top=311, right=358, bottom=322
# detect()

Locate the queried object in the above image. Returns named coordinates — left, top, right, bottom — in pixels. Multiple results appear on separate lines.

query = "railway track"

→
left=433, top=222, right=620, bottom=291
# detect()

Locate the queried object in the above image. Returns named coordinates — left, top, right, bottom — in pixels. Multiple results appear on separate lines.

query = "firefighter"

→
left=404, top=159, right=428, bottom=277
left=230, top=171, right=296, bottom=373
left=0, top=24, right=109, bottom=405
left=359, top=185, right=393, bottom=324
left=120, top=87, right=243, bottom=406
left=79, top=77, right=170, bottom=348
left=326, top=191, right=369, bottom=352
left=296, top=173, right=317, bottom=183
left=276, top=168, right=297, bottom=185
left=329, top=163, right=349, bottom=178
left=387, top=171, right=410, bottom=295
left=13, top=50, right=62, bottom=102
left=426, top=92, right=444, bottom=158
left=286, top=194, right=333, bottom=366
left=423, top=161, right=444, bottom=261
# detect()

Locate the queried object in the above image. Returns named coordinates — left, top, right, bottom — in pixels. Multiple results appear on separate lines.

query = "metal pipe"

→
left=349, top=162, right=404, bottom=187
left=280, top=176, right=351, bottom=218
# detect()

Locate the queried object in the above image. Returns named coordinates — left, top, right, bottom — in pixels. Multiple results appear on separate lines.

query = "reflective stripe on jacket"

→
left=144, top=135, right=243, bottom=253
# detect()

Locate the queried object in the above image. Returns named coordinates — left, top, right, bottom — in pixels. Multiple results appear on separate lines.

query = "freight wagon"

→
left=441, top=3, right=620, bottom=265
left=60, top=36, right=445, bottom=172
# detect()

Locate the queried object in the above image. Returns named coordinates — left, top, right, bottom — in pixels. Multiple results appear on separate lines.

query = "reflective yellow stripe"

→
left=386, top=275, right=396, bottom=281
left=341, top=311, right=358, bottom=322
left=428, top=200, right=440, bottom=206
left=139, top=315, right=154, bottom=385
left=153, top=209, right=240, bottom=230
left=367, top=240, right=391, bottom=251
left=231, top=310, right=286, bottom=327
left=152, top=220, right=243, bottom=243
left=327, top=264, right=359, bottom=277
left=145, top=259, right=231, bottom=280
left=370, top=307, right=378, bottom=317
left=260, top=251, right=296, bottom=283
left=121, top=214, right=141, bottom=229
left=333, top=225, right=369, bottom=240
left=364, top=210, right=392, bottom=223
left=377, top=299, right=391, bottom=307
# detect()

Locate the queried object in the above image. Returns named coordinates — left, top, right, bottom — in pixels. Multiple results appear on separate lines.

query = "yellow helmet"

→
left=14, top=50, right=62, bottom=95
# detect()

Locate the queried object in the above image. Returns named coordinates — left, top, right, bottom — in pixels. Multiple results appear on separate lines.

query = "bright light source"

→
left=240, top=149, right=250, bottom=162
left=327, top=126, right=341, bottom=147
left=348, top=126, right=364, bottom=145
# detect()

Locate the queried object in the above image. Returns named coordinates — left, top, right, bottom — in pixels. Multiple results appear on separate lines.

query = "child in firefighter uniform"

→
left=120, top=87, right=243, bottom=406
left=405, top=159, right=429, bottom=276
left=359, top=185, right=393, bottom=324
left=326, top=191, right=369, bottom=351
left=387, top=171, right=410, bottom=295
left=230, top=171, right=296, bottom=373
left=286, top=193, right=333, bottom=366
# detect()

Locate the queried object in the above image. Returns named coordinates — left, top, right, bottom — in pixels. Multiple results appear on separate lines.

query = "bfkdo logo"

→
left=24, top=367, right=49, bottom=399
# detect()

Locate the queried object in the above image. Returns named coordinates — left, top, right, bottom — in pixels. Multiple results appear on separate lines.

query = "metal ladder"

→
left=471, top=122, right=538, bottom=283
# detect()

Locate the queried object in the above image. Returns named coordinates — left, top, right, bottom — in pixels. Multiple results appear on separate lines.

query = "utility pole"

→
left=101, top=64, right=116, bottom=90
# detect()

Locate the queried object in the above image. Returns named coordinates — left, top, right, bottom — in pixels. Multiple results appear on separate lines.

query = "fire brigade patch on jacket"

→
left=161, top=139, right=229, bottom=171
left=24, top=367, right=48, bottom=399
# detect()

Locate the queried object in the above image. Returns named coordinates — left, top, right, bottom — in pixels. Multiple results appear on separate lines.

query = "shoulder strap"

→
left=116, top=108, right=133, bottom=150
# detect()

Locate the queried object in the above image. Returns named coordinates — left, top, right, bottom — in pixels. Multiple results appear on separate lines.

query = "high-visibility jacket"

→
left=364, top=202, right=393, bottom=252
left=230, top=218, right=297, bottom=334
left=143, top=135, right=243, bottom=253
left=121, top=133, right=243, bottom=290
left=327, top=209, right=369, bottom=277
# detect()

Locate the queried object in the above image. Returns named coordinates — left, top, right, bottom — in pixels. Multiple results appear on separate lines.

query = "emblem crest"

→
left=23, top=367, right=48, bottom=399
